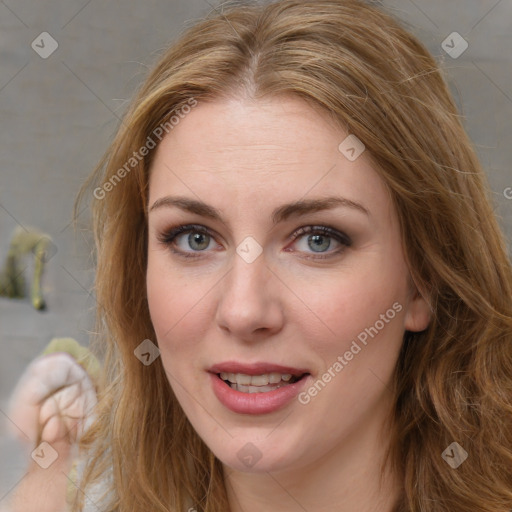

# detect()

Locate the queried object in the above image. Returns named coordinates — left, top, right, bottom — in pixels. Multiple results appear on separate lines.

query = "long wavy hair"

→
left=72, top=1, right=512, bottom=510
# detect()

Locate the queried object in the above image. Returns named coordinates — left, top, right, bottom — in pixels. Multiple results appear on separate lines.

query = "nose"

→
left=214, top=250, right=284, bottom=342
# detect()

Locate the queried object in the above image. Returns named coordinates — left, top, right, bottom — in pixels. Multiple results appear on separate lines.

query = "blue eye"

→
left=290, top=225, right=352, bottom=259
left=157, top=224, right=351, bottom=260
left=157, top=225, right=216, bottom=257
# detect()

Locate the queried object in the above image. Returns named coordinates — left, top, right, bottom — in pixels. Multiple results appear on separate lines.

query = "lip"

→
left=208, top=361, right=311, bottom=415
left=208, top=361, right=309, bottom=377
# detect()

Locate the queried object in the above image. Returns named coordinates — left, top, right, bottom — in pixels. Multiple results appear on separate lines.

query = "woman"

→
left=7, top=0, right=512, bottom=511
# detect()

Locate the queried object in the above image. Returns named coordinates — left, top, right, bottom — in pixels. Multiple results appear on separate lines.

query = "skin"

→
left=5, top=352, right=96, bottom=512
left=5, top=438, right=73, bottom=512
left=146, top=95, right=431, bottom=512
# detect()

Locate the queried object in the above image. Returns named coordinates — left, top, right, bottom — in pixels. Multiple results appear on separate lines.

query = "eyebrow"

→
left=149, top=195, right=370, bottom=224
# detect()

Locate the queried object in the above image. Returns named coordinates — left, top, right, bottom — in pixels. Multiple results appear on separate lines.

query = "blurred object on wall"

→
left=0, top=226, right=56, bottom=311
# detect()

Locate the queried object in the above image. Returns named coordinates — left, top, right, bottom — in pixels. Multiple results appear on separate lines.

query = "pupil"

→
left=309, top=234, right=330, bottom=252
left=189, top=232, right=209, bottom=251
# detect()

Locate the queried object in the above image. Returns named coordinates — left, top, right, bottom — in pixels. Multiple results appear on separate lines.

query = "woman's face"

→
left=146, top=96, right=430, bottom=474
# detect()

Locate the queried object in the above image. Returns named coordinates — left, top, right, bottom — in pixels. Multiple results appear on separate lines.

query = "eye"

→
left=157, top=224, right=218, bottom=258
left=288, top=225, right=352, bottom=260
left=157, top=224, right=352, bottom=260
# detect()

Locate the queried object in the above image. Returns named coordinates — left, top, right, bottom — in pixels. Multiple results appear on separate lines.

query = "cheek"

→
left=147, top=247, right=192, bottom=324
left=295, top=275, right=406, bottom=427
left=294, top=262, right=408, bottom=395
left=146, top=250, right=213, bottom=364
left=301, top=266, right=407, bottom=345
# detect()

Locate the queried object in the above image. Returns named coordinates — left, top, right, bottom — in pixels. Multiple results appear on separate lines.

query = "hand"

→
left=7, top=352, right=97, bottom=445
left=4, top=352, right=98, bottom=512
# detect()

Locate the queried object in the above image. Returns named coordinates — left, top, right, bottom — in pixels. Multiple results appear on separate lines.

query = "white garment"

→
left=72, top=454, right=112, bottom=512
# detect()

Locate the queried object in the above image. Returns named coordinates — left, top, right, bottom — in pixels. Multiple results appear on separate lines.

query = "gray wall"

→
left=1, top=0, right=511, bottom=499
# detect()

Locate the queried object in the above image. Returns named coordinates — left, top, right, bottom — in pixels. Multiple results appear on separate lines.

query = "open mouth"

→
left=217, top=372, right=308, bottom=393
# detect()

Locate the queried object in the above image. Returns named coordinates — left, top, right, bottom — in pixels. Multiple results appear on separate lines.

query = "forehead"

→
left=148, top=96, right=390, bottom=218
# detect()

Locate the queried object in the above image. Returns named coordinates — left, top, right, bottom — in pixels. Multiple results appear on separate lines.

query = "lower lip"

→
left=209, top=372, right=309, bottom=414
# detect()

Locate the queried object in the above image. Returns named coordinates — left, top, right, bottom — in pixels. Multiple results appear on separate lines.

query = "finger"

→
left=39, top=376, right=97, bottom=444
left=7, top=352, right=95, bottom=443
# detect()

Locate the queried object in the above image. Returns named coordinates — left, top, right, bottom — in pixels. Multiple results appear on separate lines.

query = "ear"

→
left=404, top=285, right=432, bottom=332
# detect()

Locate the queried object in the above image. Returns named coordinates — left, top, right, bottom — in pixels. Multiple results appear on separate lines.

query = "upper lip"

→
left=208, top=361, right=310, bottom=377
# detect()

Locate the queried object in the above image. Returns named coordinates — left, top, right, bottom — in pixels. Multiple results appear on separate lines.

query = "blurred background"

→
left=1, top=0, right=511, bottom=500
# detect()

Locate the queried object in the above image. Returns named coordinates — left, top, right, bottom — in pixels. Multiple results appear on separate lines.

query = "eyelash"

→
left=157, top=223, right=352, bottom=261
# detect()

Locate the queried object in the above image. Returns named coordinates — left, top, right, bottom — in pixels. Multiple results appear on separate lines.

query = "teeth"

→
left=230, top=382, right=289, bottom=393
left=269, top=372, right=283, bottom=384
left=237, top=374, right=253, bottom=385
left=249, top=374, right=269, bottom=386
left=219, top=372, right=298, bottom=388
